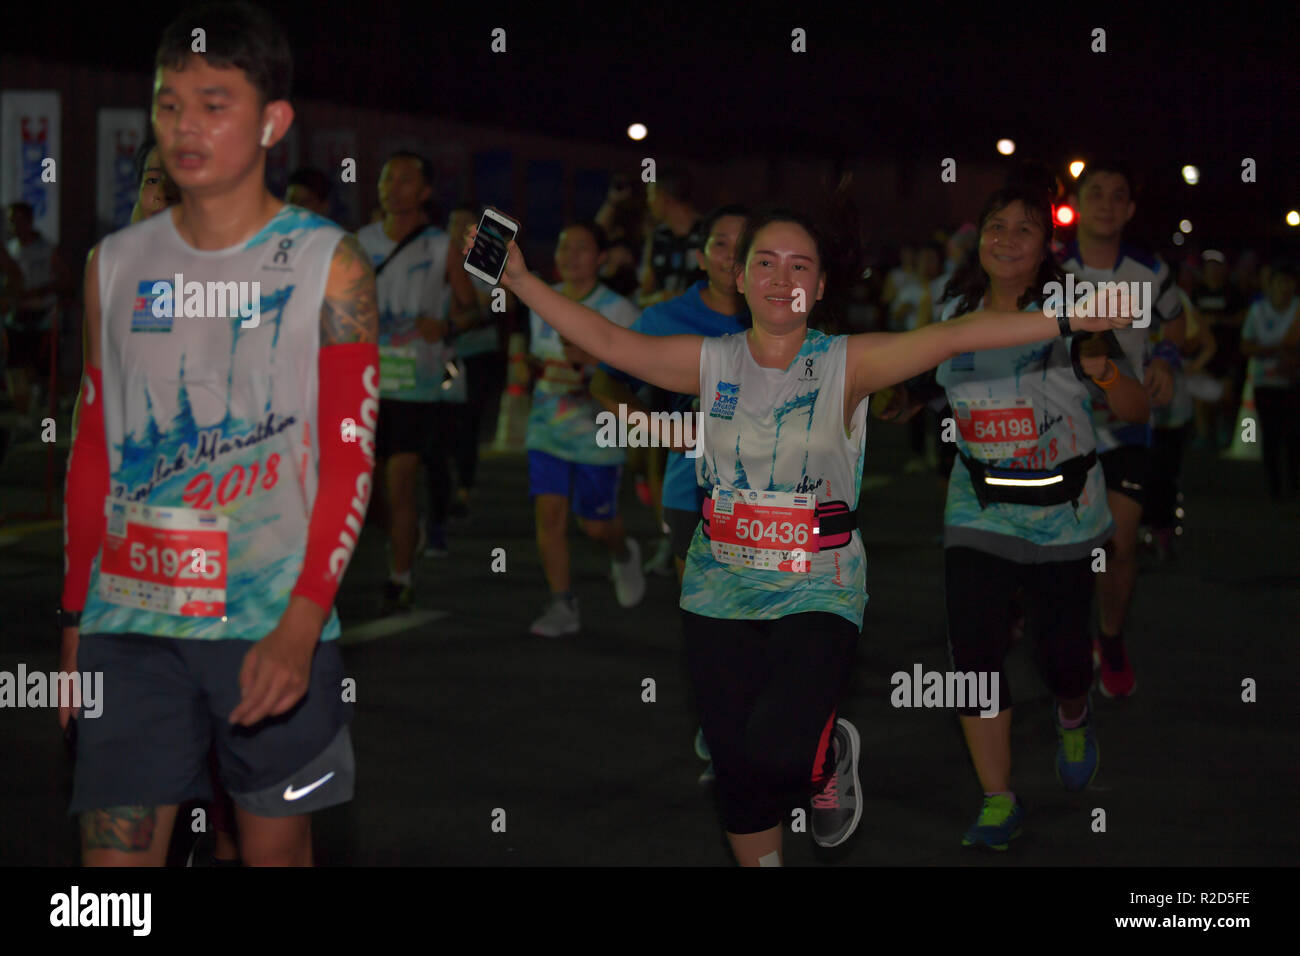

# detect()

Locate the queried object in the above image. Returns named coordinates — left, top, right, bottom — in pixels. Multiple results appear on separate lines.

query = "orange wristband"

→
left=1092, top=359, right=1119, bottom=390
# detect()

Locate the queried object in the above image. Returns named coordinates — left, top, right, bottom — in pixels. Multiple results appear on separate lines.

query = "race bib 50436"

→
left=709, top=488, right=815, bottom=573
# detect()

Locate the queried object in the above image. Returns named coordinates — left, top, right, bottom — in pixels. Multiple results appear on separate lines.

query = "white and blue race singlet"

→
left=445, top=273, right=499, bottom=358
left=935, top=297, right=1113, bottom=562
left=357, top=221, right=451, bottom=402
left=1153, top=288, right=1196, bottom=429
left=1060, top=242, right=1182, bottom=451
left=526, top=282, right=640, bottom=465
left=1242, top=295, right=1299, bottom=388
left=680, top=329, right=869, bottom=627
left=4, top=234, right=58, bottom=331
left=81, top=204, right=345, bottom=642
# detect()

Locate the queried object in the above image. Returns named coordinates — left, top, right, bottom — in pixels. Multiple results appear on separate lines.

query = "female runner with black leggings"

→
left=462, top=190, right=1132, bottom=865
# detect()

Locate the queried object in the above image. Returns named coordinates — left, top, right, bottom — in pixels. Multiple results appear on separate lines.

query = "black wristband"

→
left=1057, top=310, right=1072, bottom=338
left=56, top=607, right=81, bottom=630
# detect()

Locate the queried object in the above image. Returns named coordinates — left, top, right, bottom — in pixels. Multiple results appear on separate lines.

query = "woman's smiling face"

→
left=978, top=200, right=1046, bottom=286
left=737, top=220, right=826, bottom=331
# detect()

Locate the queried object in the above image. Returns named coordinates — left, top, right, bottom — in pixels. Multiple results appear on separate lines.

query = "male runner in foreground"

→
left=60, top=1, right=378, bottom=866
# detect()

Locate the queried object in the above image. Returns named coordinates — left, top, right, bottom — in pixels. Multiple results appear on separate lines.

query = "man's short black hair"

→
left=918, top=239, right=945, bottom=261
left=700, top=204, right=749, bottom=241
left=1077, top=159, right=1137, bottom=200
left=656, top=166, right=694, bottom=205
left=1269, top=255, right=1300, bottom=280
left=383, top=151, right=433, bottom=186
left=288, top=166, right=331, bottom=202
left=155, top=1, right=292, bottom=105
left=561, top=220, right=610, bottom=252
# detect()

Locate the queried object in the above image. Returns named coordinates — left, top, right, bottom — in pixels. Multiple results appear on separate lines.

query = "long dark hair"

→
left=731, top=173, right=863, bottom=330
left=134, top=130, right=159, bottom=188
left=941, top=169, right=1064, bottom=317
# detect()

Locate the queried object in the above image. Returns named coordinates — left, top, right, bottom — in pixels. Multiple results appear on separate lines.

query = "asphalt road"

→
left=2, top=415, right=1296, bottom=866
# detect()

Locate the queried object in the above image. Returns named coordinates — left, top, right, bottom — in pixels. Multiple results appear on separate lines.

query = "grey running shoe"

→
left=644, top=536, right=674, bottom=577
left=811, top=718, right=862, bottom=848
left=611, top=538, right=645, bottom=607
left=379, top=580, right=413, bottom=616
left=694, top=726, right=710, bottom=761
left=530, top=596, right=580, bottom=637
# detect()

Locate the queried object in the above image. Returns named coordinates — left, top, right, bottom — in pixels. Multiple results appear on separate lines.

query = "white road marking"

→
left=338, top=609, right=449, bottom=645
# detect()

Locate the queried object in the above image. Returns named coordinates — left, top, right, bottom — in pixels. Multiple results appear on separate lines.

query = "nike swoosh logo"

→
left=283, top=771, right=335, bottom=801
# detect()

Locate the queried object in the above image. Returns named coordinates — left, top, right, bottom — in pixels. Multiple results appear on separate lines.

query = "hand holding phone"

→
left=608, top=176, right=632, bottom=202
left=463, top=209, right=521, bottom=286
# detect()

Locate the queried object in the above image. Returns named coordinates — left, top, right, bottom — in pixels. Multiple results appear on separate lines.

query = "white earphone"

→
left=260, top=122, right=274, bottom=147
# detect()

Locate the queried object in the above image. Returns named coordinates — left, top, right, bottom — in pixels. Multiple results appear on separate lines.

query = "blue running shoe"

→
left=423, top=525, right=449, bottom=559
left=961, top=794, right=1024, bottom=850
left=694, top=726, right=710, bottom=761
left=1055, top=703, right=1100, bottom=791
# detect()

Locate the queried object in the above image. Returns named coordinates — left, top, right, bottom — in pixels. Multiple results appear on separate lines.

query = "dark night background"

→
left=4, top=1, right=1298, bottom=245
left=1, top=1, right=1298, bottom=886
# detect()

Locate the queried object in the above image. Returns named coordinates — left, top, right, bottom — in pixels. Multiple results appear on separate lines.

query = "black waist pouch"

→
left=960, top=450, right=1097, bottom=509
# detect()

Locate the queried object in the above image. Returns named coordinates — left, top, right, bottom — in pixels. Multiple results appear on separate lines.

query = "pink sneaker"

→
left=1093, top=638, right=1137, bottom=698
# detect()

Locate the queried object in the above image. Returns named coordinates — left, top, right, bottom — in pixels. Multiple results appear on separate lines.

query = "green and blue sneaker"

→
left=1055, top=704, right=1100, bottom=791
left=961, top=794, right=1024, bottom=850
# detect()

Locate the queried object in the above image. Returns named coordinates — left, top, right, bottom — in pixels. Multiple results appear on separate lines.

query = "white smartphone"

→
left=463, top=208, right=520, bottom=285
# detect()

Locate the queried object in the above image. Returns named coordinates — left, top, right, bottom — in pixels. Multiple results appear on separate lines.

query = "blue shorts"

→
left=528, top=450, right=622, bottom=521
left=69, top=633, right=354, bottom=818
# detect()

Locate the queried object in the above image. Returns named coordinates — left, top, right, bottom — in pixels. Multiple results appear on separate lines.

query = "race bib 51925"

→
left=98, top=501, right=228, bottom=617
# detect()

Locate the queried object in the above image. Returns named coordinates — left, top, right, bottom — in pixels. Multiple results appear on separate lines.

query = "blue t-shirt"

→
left=599, top=281, right=747, bottom=511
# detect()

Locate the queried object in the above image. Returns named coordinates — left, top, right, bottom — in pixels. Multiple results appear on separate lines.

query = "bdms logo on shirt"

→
left=131, top=280, right=173, bottom=333
left=709, top=381, right=740, bottom=420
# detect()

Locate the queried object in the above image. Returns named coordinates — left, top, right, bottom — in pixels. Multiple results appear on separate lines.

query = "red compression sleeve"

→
left=291, top=343, right=380, bottom=612
left=62, top=365, right=110, bottom=611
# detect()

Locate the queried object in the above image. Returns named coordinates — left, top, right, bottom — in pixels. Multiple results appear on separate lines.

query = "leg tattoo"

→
left=80, top=806, right=157, bottom=852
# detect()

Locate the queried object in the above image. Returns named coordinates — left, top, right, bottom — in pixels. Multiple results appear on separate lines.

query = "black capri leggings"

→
left=683, top=610, right=860, bottom=835
left=944, top=546, right=1094, bottom=717
left=1254, top=385, right=1300, bottom=499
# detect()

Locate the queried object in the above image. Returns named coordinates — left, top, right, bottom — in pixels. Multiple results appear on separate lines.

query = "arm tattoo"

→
left=80, top=806, right=157, bottom=852
left=320, top=234, right=379, bottom=345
